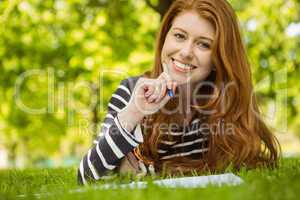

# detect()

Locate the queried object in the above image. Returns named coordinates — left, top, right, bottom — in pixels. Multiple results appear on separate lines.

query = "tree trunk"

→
left=145, top=0, right=175, bottom=20
left=90, top=82, right=100, bottom=139
left=8, top=142, right=17, bottom=168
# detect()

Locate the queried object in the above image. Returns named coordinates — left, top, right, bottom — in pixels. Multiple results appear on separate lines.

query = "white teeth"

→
left=173, top=60, right=194, bottom=70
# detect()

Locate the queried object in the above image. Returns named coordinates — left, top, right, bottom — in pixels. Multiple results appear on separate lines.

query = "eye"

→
left=174, top=33, right=185, bottom=41
left=197, top=41, right=211, bottom=49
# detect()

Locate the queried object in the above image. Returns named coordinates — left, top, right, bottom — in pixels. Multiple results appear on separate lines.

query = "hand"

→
left=117, top=68, right=178, bottom=133
left=128, top=72, right=177, bottom=116
left=118, top=72, right=177, bottom=132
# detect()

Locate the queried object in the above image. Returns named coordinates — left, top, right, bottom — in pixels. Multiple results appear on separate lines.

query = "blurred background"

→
left=0, top=0, right=299, bottom=169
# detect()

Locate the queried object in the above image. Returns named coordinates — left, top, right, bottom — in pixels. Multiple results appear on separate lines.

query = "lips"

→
left=171, top=58, right=197, bottom=73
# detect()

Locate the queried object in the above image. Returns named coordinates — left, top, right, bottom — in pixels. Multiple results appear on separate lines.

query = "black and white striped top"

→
left=77, top=76, right=209, bottom=185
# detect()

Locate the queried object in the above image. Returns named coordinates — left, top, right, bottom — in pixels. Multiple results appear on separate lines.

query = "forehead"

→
left=171, top=10, right=215, bottom=39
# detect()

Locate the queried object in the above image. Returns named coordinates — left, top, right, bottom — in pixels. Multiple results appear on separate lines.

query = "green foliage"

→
left=0, top=0, right=299, bottom=166
left=0, top=0, right=159, bottom=166
left=236, top=0, right=300, bottom=134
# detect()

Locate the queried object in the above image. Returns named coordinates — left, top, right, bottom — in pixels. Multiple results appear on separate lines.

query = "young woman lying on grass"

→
left=78, top=0, right=280, bottom=185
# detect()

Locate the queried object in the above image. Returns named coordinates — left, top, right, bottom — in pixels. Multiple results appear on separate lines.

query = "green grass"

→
left=1, top=158, right=300, bottom=200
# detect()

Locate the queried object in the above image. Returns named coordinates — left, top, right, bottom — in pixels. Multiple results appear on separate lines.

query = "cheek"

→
left=162, top=37, right=180, bottom=55
left=190, top=52, right=213, bottom=82
left=195, top=51, right=213, bottom=68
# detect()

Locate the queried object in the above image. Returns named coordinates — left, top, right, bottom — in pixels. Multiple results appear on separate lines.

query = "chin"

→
left=171, top=74, right=193, bottom=86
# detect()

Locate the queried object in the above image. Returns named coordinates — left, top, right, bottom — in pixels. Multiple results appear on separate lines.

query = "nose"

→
left=179, top=41, right=194, bottom=61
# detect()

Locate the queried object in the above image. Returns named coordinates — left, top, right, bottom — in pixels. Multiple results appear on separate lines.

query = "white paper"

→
left=93, top=173, right=243, bottom=190
left=17, top=173, right=243, bottom=198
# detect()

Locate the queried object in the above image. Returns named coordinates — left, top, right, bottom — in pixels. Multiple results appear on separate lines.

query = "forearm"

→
left=78, top=107, right=144, bottom=185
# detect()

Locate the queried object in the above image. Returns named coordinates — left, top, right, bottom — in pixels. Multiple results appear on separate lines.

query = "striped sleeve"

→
left=77, top=77, right=143, bottom=185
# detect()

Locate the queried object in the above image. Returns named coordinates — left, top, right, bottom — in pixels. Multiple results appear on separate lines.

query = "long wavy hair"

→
left=134, top=0, right=280, bottom=175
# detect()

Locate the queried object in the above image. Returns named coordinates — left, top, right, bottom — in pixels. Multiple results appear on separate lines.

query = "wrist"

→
left=125, top=104, right=145, bottom=123
left=117, top=105, right=144, bottom=132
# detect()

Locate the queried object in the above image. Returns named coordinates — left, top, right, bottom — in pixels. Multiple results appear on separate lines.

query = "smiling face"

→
left=161, top=10, right=215, bottom=85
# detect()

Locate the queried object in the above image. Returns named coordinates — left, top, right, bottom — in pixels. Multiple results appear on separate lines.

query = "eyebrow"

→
left=173, top=27, right=214, bottom=42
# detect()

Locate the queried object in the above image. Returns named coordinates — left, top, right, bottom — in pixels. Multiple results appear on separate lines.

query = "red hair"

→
left=135, top=0, right=280, bottom=175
